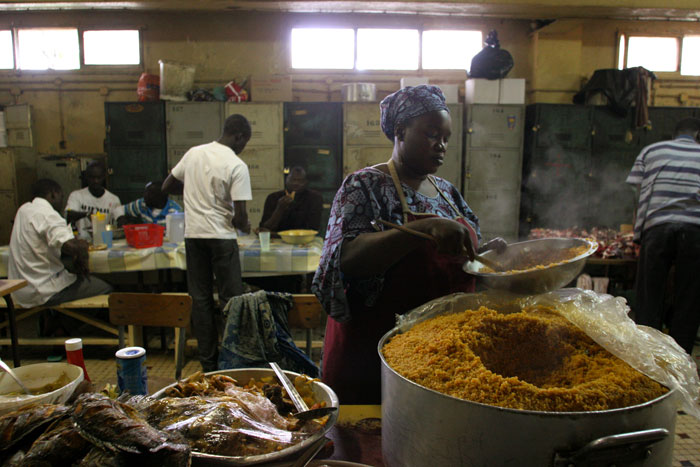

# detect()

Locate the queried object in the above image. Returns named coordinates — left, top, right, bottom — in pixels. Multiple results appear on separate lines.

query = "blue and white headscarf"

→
left=380, top=84, right=449, bottom=141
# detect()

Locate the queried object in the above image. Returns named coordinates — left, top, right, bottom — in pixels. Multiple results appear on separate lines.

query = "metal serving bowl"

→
left=151, top=368, right=339, bottom=466
left=463, top=237, right=598, bottom=295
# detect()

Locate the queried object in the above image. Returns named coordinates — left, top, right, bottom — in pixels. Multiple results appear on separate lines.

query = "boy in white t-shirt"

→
left=162, top=114, right=252, bottom=371
left=65, top=161, right=121, bottom=241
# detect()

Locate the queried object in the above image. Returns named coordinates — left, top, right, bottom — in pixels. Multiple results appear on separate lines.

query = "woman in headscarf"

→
left=312, top=85, right=506, bottom=404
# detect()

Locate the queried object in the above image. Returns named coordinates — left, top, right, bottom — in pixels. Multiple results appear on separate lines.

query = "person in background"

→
left=626, top=117, right=700, bottom=355
left=258, top=166, right=323, bottom=234
left=162, top=114, right=252, bottom=372
left=8, top=179, right=113, bottom=335
left=312, top=85, right=507, bottom=404
left=65, top=161, right=121, bottom=240
left=114, top=180, right=182, bottom=227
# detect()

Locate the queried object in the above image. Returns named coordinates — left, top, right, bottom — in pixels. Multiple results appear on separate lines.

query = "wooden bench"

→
left=0, top=294, right=118, bottom=347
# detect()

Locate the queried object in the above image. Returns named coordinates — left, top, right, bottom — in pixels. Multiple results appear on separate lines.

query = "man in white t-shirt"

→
left=9, top=179, right=113, bottom=333
left=162, top=114, right=252, bottom=371
left=65, top=161, right=121, bottom=241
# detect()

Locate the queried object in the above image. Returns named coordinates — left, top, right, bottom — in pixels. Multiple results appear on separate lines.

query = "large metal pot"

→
left=378, top=328, right=676, bottom=467
left=341, top=83, right=377, bottom=101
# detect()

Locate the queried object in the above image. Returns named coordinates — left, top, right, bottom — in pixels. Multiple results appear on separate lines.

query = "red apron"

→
left=322, top=161, right=478, bottom=404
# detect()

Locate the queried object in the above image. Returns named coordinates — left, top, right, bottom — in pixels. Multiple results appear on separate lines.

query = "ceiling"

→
left=0, top=0, right=699, bottom=21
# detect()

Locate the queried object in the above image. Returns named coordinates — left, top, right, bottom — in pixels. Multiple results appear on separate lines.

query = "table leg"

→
left=1, top=295, right=21, bottom=367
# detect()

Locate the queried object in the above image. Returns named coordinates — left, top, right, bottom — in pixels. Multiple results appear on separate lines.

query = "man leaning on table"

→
left=8, top=179, right=113, bottom=334
left=162, top=114, right=253, bottom=372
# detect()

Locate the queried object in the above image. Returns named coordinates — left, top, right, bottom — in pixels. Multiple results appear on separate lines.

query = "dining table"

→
left=0, top=236, right=324, bottom=278
left=0, top=279, right=28, bottom=367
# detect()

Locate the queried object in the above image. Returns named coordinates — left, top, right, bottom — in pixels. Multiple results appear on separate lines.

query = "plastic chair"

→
left=108, top=293, right=191, bottom=380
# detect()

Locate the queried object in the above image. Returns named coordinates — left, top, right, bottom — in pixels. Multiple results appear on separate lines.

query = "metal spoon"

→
left=269, top=362, right=338, bottom=421
left=371, top=218, right=504, bottom=272
left=0, top=357, right=31, bottom=395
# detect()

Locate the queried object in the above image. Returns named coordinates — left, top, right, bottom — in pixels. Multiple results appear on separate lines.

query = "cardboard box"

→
left=8, top=128, right=33, bottom=147
left=251, top=75, right=292, bottom=102
left=400, top=76, right=429, bottom=89
left=5, top=104, right=31, bottom=129
left=465, top=78, right=499, bottom=104
left=499, top=78, right=526, bottom=104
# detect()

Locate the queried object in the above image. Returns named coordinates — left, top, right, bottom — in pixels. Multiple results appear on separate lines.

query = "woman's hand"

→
left=479, top=237, right=507, bottom=254
left=407, top=217, right=476, bottom=260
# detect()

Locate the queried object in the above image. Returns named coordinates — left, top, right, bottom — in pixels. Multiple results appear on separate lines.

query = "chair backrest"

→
left=288, top=294, right=323, bottom=329
left=109, top=293, right=191, bottom=328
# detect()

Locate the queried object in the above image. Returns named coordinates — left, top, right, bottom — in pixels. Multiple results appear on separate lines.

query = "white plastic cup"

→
left=259, top=231, right=271, bottom=252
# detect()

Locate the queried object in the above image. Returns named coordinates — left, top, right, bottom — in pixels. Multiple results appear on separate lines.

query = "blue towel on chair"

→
left=218, top=290, right=319, bottom=377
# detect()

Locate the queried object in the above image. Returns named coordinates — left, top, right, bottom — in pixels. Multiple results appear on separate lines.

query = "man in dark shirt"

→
left=259, top=166, right=322, bottom=234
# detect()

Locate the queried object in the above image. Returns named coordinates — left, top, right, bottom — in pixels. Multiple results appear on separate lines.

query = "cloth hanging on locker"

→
left=573, top=67, right=655, bottom=127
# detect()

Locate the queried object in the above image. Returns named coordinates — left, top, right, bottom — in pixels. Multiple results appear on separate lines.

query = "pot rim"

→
left=378, top=327, right=675, bottom=417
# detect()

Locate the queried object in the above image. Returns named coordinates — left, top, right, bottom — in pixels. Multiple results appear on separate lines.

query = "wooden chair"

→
left=288, top=294, right=324, bottom=356
left=108, top=293, right=191, bottom=380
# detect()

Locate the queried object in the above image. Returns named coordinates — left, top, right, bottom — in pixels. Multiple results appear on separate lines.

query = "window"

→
left=17, top=28, right=80, bottom=70
left=617, top=35, right=625, bottom=70
left=0, top=31, right=13, bottom=69
left=423, top=30, right=482, bottom=70
left=357, top=29, right=419, bottom=70
left=626, top=37, right=678, bottom=72
left=681, top=36, right=700, bottom=76
left=291, top=27, right=481, bottom=71
left=291, top=28, right=354, bottom=69
left=83, top=30, right=140, bottom=65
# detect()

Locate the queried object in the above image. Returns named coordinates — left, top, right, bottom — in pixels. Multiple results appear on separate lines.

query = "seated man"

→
left=8, top=179, right=113, bottom=312
left=65, top=161, right=121, bottom=241
left=114, top=180, right=182, bottom=227
left=258, top=166, right=323, bottom=235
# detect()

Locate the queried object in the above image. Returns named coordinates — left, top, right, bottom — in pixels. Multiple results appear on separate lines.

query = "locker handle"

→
left=467, top=127, right=473, bottom=134
left=532, top=124, right=540, bottom=132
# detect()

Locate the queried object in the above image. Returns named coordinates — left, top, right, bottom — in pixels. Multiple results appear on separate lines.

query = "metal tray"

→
left=464, top=237, right=598, bottom=295
left=151, top=368, right=339, bottom=466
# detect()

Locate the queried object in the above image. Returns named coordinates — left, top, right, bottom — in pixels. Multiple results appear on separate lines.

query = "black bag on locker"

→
left=469, top=30, right=514, bottom=80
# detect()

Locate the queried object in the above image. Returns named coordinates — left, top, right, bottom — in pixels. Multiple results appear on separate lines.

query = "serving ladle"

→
left=269, top=362, right=338, bottom=421
left=371, top=218, right=504, bottom=272
left=0, top=357, right=32, bottom=396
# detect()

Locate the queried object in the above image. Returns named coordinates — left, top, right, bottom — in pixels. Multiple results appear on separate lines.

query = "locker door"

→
left=589, top=148, right=637, bottom=228
left=641, top=107, right=697, bottom=146
left=467, top=104, right=524, bottom=149
left=592, top=107, right=641, bottom=150
left=105, top=102, right=165, bottom=146
left=343, top=146, right=392, bottom=176
left=248, top=189, right=276, bottom=230
left=0, top=149, right=16, bottom=191
left=0, top=190, right=18, bottom=244
left=167, top=147, right=189, bottom=171
left=532, top=104, right=592, bottom=150
left=464, top=190, right=520, bottom=235
left=285, top=145, right=341, bottom=192
left=465, top=148, right=522, bottom=192
left=239, top=146, right=284, bottom=190
left=225, top=103, right=282, bottom=146
left=166, top=102, right=223, bottom=147
left=108, top=146, right=167, bottom=198
left=343, top=103, right=389, bottom=145
left=284, top=103, right=342, bottom=146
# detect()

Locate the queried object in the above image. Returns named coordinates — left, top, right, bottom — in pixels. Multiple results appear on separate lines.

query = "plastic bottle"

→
left=91, top=212, right=107, bottom=246
left=65, top=338, right=91, bottom=382
left=165, top=212, right=185, bottom=243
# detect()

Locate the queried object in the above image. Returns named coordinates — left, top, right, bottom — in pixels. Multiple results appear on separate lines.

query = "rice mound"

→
left=382, top=306, right=668, bottom=412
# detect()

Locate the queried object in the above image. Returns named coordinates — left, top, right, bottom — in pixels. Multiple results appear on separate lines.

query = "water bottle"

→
left=165, top=212, right=185, bottom=243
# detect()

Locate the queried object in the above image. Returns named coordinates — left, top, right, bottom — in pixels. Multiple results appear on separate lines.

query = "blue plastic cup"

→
left=101, top=230, right=114, bottom=248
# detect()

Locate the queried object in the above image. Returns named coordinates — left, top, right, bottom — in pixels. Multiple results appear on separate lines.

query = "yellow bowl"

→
left=278, top=229, right=318, bottom=245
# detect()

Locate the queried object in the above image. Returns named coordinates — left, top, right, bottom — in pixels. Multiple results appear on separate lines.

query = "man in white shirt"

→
left=9, top=179, right=113, bottom=322
left=162, top=114, right=252, bottom=371
left=65, top=161, right=121, bottom=241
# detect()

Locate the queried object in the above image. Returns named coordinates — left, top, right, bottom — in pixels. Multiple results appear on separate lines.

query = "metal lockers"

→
left=166, top=102, right=223, bottom=147
left=247, top=189, right=276, bottom=231
left=465, top=190, right=520, bottom=237
left=226, top=103, right=283, bottom=146
left=529, top=104, right=592, bottom=151
left=343, top=103, right=389, bottom=146
left=105, top=102, right=166, bottom=147
left=464, top=148, right=522, bottom=192
left=467, top=104, right=525, bottom=149
left=343, top=146, right=392, bottom=177
left=239, top=146, right=285, bottom=190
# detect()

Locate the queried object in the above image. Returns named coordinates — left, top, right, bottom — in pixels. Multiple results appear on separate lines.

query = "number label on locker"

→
left=239, top=146, right=284, bottom=190
left=225, top=103, right=282, bottom=146
left=343, top=146, right=392, bottom=177
left=464, top=149, right=522, bottom=192
left=167, top=147, right=189, bottom=171
left=464, top=190, right=520, bottom=235
left=344, top=103, right=390, bottom=145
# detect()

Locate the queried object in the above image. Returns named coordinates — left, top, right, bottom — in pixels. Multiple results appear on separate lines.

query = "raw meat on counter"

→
left=528, top=228, right=639, bottom=259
